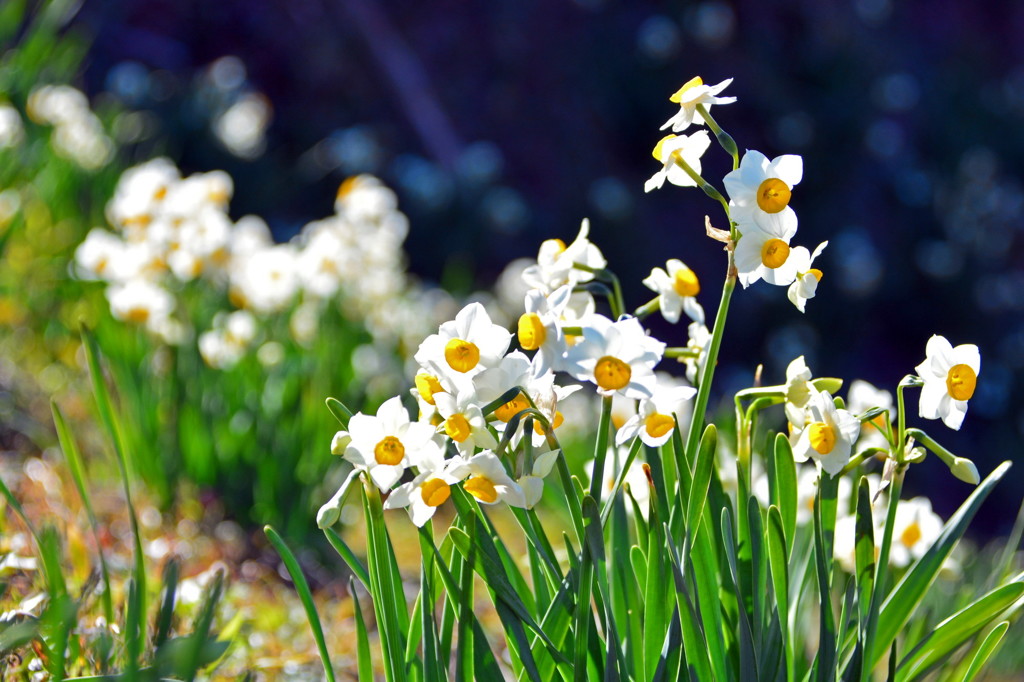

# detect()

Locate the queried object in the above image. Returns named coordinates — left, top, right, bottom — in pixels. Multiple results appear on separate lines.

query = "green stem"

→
left=695, top=103, right=739, bottom=170
left=589, top=396, right=614, bottom=501
left=682, top=262, right=736, bottom=472
left=634, top=297, right=660, bottom=320
left=861, top=467, right=905, bottom=681
left=674, top=155, right=732, bottom=222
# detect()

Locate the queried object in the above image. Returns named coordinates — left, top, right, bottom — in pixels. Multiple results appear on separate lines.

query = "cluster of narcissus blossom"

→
left=26, top=85, right=113, bottom=169
left=321, top=220, right=708, bottom=527
left=75, top=159, right=439, bottom=366
left=645, top=77, right=827, bottom=313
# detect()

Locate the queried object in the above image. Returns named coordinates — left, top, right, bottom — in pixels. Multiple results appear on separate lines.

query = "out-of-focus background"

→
left=64, top=0, right=1023, bottom=531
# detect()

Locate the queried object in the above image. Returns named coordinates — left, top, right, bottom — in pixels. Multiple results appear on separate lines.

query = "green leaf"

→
left=772, top=433, right=798, bottom=553
left=264, top=527, right=335, bottom=682
left=686, top=424, right=718, bottom=535
left=766, top=506, right=793, bottom=682
left=154, top=559, right=180, bottom=649
left=895, top=583, right=1024, bottom=680
left=871, top=461, right=1012, bottom=665
left=52, top=400, right=114, bottom=624
left=848, top=477, right=876, bottom=680
left=323, top=527, right=370, bottom=590
left=325, top=396, right=353, bottom=428
left=961, top=621, right=1009, bottom=682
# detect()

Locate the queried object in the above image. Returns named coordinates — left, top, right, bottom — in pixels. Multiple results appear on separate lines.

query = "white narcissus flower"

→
left=615, top=383, right=697, bottom=448
left=887, top=496, right=944, bottom=568
left=915, top=335, right=980, bottom=431
left=517, top=447, right=561, bottom=509
left=106, top=279, right=175, bottom=329
left=563, top=315, right=665, bottom=400
left=642, top=259, right=705, bottom=324
left=449, top=451, right=525, bottom=507
left=75, top=228, right=125, bottom=281
left=414, top=302, right=511, bottom=383
left=644, top=130, right=712, bottom=193
left=683, top=321, right=711, bottom=384
left=521, top=219, right=607, bottom=295
left=517, top=285, right=571, bottom=376
left=787, top=242, right=828, bottom=313
left=792, top=390, right=860, bottom=477
left=784, top=356, right=815, bottom=428
left=434, top=390, right=498, bottom=456
left=342, top=396, right=442, bottom=492
left=734, top=209, right=800, bottom=288
left=723, top=150, right=803, bottom=225
left=383, top=454, right=467, bottom=527
left=659, top=76, right=736, bottom=132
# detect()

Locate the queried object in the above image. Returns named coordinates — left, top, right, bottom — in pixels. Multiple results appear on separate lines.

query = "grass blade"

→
left=349, top=577, right=374, bottom=682
left=264, top=526, right=335, bottom=682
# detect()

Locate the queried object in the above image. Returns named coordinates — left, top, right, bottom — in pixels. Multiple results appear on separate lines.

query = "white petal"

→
left=770, top=155, right=803, bottom=187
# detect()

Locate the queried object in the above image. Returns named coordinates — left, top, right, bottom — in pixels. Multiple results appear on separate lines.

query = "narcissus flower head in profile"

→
left=915, top=335, right=980, bottom=431
left=659, top=76, right=736, bottom=132
left=723, top=150, right=803, bottom=225
left=644, top=130, right=712, bottom=193
left=642, top=259, right=705, bottom=324
left=449, top=451, right=525, bottom=507
left=521, top=219, right=607, bottom=295
left=792, top=390, right=860, bottom=476
left=614, top=382, right=697, bottom=448
left=563, top=315, right=665, bottom=400
left=786, top=242, right=828, bottom=313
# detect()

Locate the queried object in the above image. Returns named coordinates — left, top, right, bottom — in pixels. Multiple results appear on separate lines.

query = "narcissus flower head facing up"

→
left=792, top=390, right=860, bottom=476
left=659, top=77, right=736, bottom=132
left=723, top=150, right=803, bottom=225
left=642, top=259, right=705, bottom=325
left=563, top=315, right=665, bottom=400
left=915, top=335, right=980, bottom=431
left=414, top=302, right=512, bottom=383
left=342, top=396, right=442, bottom=492
left=644, top=130, right=712, bottom=193
left=733, top=209, right=800, bottom=289
left=383, top=453, right=468, bottom=528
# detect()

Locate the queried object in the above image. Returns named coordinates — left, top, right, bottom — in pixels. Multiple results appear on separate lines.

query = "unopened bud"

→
left=950, top=457, right=980, bottom=485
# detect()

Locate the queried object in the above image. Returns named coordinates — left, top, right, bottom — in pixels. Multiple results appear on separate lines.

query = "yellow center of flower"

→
left=494, top=393, right=529, bottom=422
left=669, top=76, right=703, bottom=103
left=153, top=185, right=168, bottom=201
left=420, top=478, right=451, bottom=507
left=444, top=338, right=480, bottom=373
left=415, top=373, right=444, bottom=405
left=373, top=436, right=405, bottom=466
left=945, top=364, right=977, bottom=401
left=464, top=476, right=498, bottom=504
left=541, top=238, right=567, bottom=254
left=652, top=134, right=677, bottom=162
left=901, top=521, right=922, bottom=548
left=594, top=356, right=632, bottom=391
left=124, top=307, right=151, bottom=324
left=444, top=413, right=472, bottom=443
left=761, top=238, right=790, bottom=269
left=336, top=176, right=359, bottom=200
left=756, top=178, right=792, bottom=213
left=517, top=313, right=547, bottom=350
left=807, top=421, right=836, bottom=455
left=645, top=413, right=676, bottom=439
left=672, top=266, right=700, bottom=297
left=809, top=268, right=823, bottom=282
left=533, top=411, right=564, bottom=435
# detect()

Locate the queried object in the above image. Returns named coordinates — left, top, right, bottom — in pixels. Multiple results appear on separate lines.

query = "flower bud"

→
left=950, top=457, right=980, bottom=485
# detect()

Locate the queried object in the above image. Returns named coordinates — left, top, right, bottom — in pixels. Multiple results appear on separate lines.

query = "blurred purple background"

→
left=75, top=0, right=1024, bottom=535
